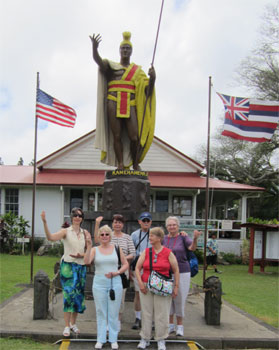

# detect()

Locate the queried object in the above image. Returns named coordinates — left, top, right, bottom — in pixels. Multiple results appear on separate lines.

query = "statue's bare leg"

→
left=126, top=107, right=141, bottom=170
left=108, top=101, right=124, bottom=169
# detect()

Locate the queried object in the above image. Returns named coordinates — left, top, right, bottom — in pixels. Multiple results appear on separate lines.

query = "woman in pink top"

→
left=135, top=227, right=179, bottom=350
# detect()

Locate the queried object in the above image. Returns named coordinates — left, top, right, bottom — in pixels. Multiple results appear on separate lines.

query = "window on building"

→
left=88, top=192, right=103, bottom=211
left=155, top=192, right=169, bottom=212
left=70, top=189, right=83, bottom=211
left=5, top=189, right=19, bottom=215
left=173, top=196, right=192, bottom=216
left=98, top=192, right=103, bottom=211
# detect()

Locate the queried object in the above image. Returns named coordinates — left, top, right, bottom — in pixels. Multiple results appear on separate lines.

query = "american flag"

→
left=217, top=93, right=279, bottom=142
left=36, top=89, right=77, bottom=128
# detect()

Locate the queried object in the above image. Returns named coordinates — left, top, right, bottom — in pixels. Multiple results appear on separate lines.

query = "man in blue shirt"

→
left=130, top=212, right=152, bottom=329
left=206, top=233, right=222, bottom=273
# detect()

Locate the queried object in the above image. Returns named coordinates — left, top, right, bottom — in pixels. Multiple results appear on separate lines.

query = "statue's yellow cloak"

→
left=94, top=59, right=156, bottom=168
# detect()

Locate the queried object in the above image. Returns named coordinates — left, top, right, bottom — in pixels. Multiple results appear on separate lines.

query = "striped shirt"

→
left=112, top=233, right=136, bottom=258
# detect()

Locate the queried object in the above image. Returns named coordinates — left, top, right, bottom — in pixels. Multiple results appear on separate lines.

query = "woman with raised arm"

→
left=84, top=224, right=128, bottom=350
left=41, top=207, right=88, bottom=337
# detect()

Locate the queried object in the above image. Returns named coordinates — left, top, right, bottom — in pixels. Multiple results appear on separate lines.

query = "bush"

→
left=0, top=212, right=30, bottom=254
left=221, top=252, right=242, bottom=264
left=241, top=239, right=250, bottom=264
left=33, top=238, right=45, bottom=252
left=47, top=242, right=64, bottom=257
left=195, top=249, right=204, bottom=263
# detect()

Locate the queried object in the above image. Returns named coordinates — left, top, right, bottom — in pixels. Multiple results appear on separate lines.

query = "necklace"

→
left=153, top=246, right=163, bottom=254
left=72, top=227, right=81, bottom=237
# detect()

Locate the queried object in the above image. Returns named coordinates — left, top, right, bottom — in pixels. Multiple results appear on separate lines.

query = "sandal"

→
left=70, top=323, right=80, bottom=334
left=63, top=326, right=70, bottom=337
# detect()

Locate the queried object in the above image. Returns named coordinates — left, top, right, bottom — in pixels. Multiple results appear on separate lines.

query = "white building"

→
left=0, top=130, right=264, bottom=255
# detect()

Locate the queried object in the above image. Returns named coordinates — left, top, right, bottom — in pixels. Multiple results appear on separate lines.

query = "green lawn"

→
left=192, top=264, right=279, bottom=328
left=0, top=337, right=59, bottom=350
left=0, top=253, right=278, bottom=350
left=0, top=254, right=59, bottom=303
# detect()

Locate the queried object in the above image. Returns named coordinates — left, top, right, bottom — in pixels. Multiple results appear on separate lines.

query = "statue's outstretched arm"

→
left=89, top=33, right=108, bottom=72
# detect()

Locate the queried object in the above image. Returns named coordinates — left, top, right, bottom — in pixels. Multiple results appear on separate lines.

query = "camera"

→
left=109, top=289, right=115, bottom=300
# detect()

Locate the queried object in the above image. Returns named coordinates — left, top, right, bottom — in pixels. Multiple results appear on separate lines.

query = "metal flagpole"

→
left=30, top=72, right=40, bottom=284
left=135, top=0, right=165, bottom=165
left=203, top=76, right=212, bottom=286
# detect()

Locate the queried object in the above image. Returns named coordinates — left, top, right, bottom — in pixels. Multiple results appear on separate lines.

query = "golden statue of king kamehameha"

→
left=90, top=32, right=156, bottom=170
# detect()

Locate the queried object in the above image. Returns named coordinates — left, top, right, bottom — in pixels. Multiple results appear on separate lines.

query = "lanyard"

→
left=136, top=230, right=149, bottom=252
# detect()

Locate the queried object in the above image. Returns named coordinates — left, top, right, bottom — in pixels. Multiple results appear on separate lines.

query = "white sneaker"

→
left=137, top=339, right=150, bottom=349
left=95, top=342, right=103, bottom=349
left=111, top=342, right=119, bottom=349
left=168, top=323, right=175, bottom=334
left=176, top=325, right=184, bottom=336
left=157, top=339, right=166, bottom=350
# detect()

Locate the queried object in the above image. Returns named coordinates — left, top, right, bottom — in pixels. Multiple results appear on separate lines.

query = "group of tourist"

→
left=41, top=209, right=201, bottom=350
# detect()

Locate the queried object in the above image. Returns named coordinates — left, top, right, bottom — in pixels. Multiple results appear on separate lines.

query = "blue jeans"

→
left=93, top=274, right=123, bottom=343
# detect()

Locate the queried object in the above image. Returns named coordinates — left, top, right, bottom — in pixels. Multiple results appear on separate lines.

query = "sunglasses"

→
left=100, top=233, right=110, bottom=237
left=153, top=253, right=158, bottom=263
left=142, top=219, right=151, bottom=223
left=73, top=214, right=83, bottom=218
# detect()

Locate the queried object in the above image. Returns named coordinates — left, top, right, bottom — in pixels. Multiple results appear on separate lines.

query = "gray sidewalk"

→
left=0, top=286, right=278, bottom=349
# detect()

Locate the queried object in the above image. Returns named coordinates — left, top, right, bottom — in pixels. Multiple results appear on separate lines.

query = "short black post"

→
left=33, top=270, right=50, bottom=319
left=204, top=276, right=222, bottom=325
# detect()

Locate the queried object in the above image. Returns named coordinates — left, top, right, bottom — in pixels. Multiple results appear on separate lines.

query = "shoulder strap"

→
left=135, top=230, right=149, bottom=250
left=180, top=234, right=190, bottom=261
left=81, top=228, right=87, bottom=252
left=115, top=245, right=121, bottom=268
left=149, top=247, right=153, bottom=272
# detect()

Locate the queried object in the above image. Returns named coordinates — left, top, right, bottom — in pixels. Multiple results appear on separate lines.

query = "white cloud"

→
left=0, top=0, right=277, bottom=165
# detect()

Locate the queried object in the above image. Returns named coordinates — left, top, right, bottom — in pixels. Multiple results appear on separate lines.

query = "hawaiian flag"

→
left=36, top=89, right=77, bottom=128
left=217, top=93, right=279, bottom=142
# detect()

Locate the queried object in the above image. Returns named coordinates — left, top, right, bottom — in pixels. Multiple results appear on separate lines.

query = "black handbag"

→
left=115, top=245, right=130, bottom=289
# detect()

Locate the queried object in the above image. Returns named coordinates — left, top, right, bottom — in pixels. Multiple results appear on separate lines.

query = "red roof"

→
left=0, top=166, right=264, bottom=191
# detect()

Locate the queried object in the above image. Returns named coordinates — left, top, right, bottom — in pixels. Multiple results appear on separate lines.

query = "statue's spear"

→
left=135, top=0, right=165, bottom=167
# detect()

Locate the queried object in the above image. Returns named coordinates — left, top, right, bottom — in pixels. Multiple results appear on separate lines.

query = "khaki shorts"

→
left=131, top=270, right=142, bottom=292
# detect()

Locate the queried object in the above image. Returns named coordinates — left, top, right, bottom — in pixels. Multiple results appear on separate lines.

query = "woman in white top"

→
left=94, top=214, right=136, bottom=329
left=84, top=224, right=128, bottom=350
left=41, top=207, right=89, bottom=337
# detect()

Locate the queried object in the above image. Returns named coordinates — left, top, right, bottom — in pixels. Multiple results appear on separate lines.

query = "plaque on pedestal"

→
left=102, top=170, right=150, bottom=213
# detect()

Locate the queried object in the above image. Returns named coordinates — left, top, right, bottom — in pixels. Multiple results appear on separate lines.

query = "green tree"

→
left=203, top=132, right=279, bottom=219
left=197, top=3, right=279, bottom=220
left=236, top=3, right=279, bottom=100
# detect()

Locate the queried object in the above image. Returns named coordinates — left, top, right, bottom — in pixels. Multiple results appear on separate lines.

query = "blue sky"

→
left=0, top=0, right=277, bottom=165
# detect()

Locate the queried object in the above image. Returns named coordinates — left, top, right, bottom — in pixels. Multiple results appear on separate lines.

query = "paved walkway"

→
left=0, top=286, right=278, bottom=349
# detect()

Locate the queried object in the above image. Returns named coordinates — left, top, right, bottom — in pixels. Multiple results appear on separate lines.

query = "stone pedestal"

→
left=33, top=270, right=49, bottom=320
left=204, top=276, right=222, bottom=325
left=102, top=170, right=150, bottom=213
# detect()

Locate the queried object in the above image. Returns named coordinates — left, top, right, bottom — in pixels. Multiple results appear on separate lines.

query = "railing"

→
left=179, top=218, right=242, bottom=241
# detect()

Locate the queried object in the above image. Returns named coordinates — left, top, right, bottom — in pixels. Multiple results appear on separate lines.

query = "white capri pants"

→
left=170, top=272, right=191, bottom=318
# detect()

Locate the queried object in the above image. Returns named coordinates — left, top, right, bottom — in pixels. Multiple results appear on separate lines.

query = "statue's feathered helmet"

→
left=120, top=31, right=132, bottom=48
